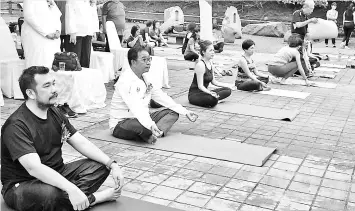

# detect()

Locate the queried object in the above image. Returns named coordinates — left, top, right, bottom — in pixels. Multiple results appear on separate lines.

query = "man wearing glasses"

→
left=109, top=47, right=198, bottom=144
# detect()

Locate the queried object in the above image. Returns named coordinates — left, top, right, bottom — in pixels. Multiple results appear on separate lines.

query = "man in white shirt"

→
left=109, top=47, right=198, bottom=144
left=65, top=0, right=99, bottom=67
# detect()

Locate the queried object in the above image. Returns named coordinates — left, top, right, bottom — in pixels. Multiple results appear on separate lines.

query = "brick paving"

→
left=1, top=35, right=355, bottom=210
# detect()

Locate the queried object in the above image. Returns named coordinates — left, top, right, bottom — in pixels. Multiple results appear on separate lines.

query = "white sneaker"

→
left=325, top=44, right=328, bottom=47
left=345, top=46, right=350, bottom=50
left=340, top=42, right=345, bottom=49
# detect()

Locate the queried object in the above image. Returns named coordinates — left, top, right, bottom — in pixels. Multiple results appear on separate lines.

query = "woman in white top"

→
left=65, top=0, right=99, bottom=68
left=22, top=0, right=61, bottom=68
left=267, top=35, right=311, bottom=86
left=325, top=2, right=338, bottom=47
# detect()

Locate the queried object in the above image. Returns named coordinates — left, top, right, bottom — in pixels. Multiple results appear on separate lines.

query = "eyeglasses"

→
left=139, top=57, right=152, bottom=63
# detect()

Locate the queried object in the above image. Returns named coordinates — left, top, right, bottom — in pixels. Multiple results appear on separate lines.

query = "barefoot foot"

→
left=91, top=188, right=122, bottom=206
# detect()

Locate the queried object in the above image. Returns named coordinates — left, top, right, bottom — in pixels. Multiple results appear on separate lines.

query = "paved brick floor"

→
left=1, top=36, right=355, bottom=211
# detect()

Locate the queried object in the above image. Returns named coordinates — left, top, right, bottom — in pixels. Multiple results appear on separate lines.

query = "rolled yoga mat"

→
left=308, top=19, right=338, bottom=40
left=174, top=95, right=299, bottom=121
left=89, top=132, right=276, bottom=167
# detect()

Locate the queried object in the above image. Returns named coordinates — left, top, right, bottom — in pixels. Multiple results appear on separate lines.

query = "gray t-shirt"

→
left=102, top=0, right=125, bottom=35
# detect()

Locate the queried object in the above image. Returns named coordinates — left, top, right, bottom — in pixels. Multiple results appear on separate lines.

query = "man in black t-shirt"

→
left=291, top=0, right=318, bottom=40
left=1, top=66, right=124, bottom=211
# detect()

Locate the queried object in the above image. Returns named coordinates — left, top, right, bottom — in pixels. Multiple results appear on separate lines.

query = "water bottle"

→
left=347, top=56, right=351, bottom=68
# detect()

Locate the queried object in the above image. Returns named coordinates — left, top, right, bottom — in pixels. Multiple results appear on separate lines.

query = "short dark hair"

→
left=131, top=25, right=140, bottom=36
left=127, top=47, right=148, bottom=65
left=19, top=66, right=50, bottom=100
left=242, top=39, right=255, bottom=50
left=288, top=34, right=304, bottom=47
left=187, top=22, right=197, bottom=32
left=199, top=40, right=213, bottom=56
left=146, top=20, right=153, bottom=27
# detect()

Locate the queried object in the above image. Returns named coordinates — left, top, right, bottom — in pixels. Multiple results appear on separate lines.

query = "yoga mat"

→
left=89, top=197, right=182, bottom=211
left=258, top=88, right=310, bottom=99
left=174, top=96, right=299, bottom=121
left=89, top=131, right=276, bottom=167
left=0, top=196, right=182, bottom=211
left=286, top=78, right=337, bottom=88
left=316, top=67, right=341, bottom=73
left=314, top=73, right=336, bottom=79
left=320, top=63, right=346, bottom=69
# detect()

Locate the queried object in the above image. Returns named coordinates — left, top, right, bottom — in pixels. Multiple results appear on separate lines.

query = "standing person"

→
left=101, top=0, right=125, bottom=52
left=21, top=0, right=61, bottom=68
left=325, top=2, right=338, bottom=47
left=1, top=66, right=124, bottom=211
left=65, top=0, right=99, bottom=68
left=340, top=3, right=355, bottom=49
left=235, top=39, right=271, bottom=92
left=188, top=40, right=234, bottom=108
left=55, top=0, right=67, bottom=52
left=291, top=0, right=318, bottom=40
left=109, top=47, right=198, bottom=144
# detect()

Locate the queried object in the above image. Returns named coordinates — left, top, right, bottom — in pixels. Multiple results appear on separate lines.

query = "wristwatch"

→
left=105, top=158, right=117, bottom=170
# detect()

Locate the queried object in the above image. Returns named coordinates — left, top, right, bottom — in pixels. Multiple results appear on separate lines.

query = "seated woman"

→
left=235, top=39, right=271, bottom=91
left=188, top=40, right=234, bottom=108
left=184, top=26, right=200, bottom=61
left=212, top=18, right=224, bottom=53
left=267, top=34, right=312, bottom=86
left=140, top=21, right=156, bottom=47
left=149, top=20, right=168, bottom=47
left=126, top=25, right=154, bottom=56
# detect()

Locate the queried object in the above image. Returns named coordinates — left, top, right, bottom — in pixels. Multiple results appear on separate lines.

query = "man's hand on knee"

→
left=68, top=186, right=90, bottom=210
left=111, top=164, right=124, bottom=191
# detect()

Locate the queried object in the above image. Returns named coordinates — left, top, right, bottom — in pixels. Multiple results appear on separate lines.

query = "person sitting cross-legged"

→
left=126, top=25, right=154, bottom=56
left=1, top=66, right=124, bottom=211
left=235, top=39, right=271, bottom=92
left=109, top=47, right=198, bottom=144
left=188, top=40, right=234, bottom=108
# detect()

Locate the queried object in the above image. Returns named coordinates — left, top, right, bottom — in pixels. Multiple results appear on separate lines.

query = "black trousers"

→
left=184, top=52, right=199, bottom=61
left=105, top=34, right=123, bottom=52
left=325, top=38, right=335, bottom=45
left=3, top=159, right=110, bottom=211
left=342, top=22, right=354, bottom=46
left=188, top=87, right=232, bottom=108
left=64, top=35, right=92, bottom=68
left=113, top=108, right=179, bottom=142
left=236, top=76, right=269, bottom=92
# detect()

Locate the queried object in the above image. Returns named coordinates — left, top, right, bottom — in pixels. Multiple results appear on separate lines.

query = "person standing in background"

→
left=21, top=0, right=61, bottom=68
left=340, top=3, right=355, bottom=49
left=54, top=0, right=67, bottom=52
left=102, top=0, right=126, bottom=52
left=65, top=0, right=99, bottom=68
left=325, top=2, right=338, bottom=47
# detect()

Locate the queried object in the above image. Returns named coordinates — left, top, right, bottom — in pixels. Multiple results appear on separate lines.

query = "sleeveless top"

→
left=237, top=55, right=256, bottom=80
left=189, top=60, right=213, bottom=94
left=267, top=46, right=295, bottom=66
left=344, top=10, right=354, bottom=22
